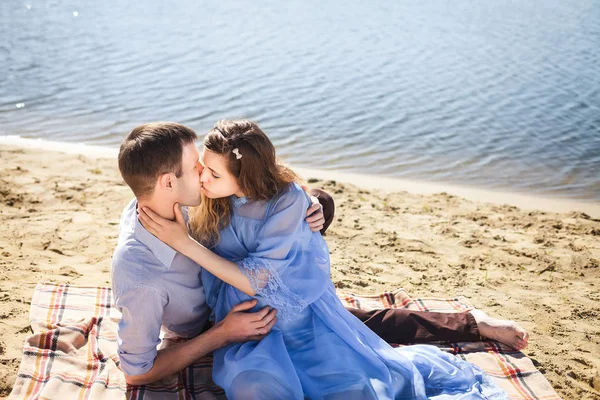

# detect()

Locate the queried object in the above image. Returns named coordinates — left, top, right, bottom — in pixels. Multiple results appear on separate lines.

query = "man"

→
left=112, top=122, right=527, bottom=386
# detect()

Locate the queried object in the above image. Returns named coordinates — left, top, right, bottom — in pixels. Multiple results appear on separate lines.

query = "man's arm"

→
left=124, top=320, right=226, bottom=386
left=124, top=299, right=277, bottom=386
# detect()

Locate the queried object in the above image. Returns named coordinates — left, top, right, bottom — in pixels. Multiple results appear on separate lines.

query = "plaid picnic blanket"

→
left=9, top=283, right=560, bottom=400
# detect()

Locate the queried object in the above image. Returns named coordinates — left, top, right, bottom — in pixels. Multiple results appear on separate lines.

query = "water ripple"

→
left=0, top=0, right=599, bottom=200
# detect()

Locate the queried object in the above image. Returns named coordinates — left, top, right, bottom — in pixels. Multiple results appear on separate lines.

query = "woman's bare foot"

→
left=470, top=309, right=529, bottom=350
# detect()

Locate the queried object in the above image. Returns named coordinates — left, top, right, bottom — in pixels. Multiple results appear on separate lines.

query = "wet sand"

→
left=1, top=144, right=599, bottom=399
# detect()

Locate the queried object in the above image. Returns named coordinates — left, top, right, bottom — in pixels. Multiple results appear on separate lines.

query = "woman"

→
left=138, top=120, right=506, bottom=399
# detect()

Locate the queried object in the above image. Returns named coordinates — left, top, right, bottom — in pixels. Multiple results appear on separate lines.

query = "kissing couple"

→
left=113, top=120, right=527, bottom=399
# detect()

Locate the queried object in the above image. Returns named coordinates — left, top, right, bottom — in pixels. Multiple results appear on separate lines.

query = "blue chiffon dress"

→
left=201, top=183, right=506, bottom=400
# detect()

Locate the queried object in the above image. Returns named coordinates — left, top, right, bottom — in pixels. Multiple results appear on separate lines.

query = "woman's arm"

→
left=138, top=205, right=256, bottom=296
left=230, top=185, right=331, bottom=321
left=181, top=237, right=257, bottom=296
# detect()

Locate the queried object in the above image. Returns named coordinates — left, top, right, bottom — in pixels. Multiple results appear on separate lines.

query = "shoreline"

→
left=294, top=167, right=600, bottom=219
left=3, top=136, right=598, bottom=218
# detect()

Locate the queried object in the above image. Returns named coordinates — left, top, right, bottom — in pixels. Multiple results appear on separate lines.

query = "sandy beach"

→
left=1, top=143, right=599, bottom=399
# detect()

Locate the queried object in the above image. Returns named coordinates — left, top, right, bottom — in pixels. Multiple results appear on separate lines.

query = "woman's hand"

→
left=138, top=203, right=193, bottom=253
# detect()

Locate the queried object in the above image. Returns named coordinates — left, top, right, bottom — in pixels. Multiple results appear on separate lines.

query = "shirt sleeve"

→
left=238, top=184, right=331, bottom=322
left=114, top=285, right=167, bottom=376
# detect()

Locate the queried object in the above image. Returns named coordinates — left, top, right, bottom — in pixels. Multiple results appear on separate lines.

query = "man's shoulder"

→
left=119, top=197, right=138, bottom=222
left=111, top=200, right=169, bottom=305
left=113, top=198, right=155, bottom=268
left=112, top=236, right=164, bottom=296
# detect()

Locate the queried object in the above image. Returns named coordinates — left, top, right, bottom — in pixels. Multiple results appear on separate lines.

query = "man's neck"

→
left=137, top=196, right=176, bottom=221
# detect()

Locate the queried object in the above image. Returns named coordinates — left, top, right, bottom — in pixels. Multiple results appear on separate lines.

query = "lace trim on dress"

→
left=238, top=257, right=308, bottom=322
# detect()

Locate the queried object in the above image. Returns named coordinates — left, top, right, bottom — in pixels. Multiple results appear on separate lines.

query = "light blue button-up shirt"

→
left=111, top=198, right=210, bottom=376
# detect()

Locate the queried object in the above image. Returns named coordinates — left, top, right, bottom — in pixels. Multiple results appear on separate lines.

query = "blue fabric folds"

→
left=201, top=183, right=507, bottom=400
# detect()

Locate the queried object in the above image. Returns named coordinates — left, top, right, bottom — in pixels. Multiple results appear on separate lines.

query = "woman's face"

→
left=200, top=149, right=243, bottom=199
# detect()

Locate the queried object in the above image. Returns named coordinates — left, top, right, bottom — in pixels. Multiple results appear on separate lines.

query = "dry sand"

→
left=1, top=144, right=599, bottom=399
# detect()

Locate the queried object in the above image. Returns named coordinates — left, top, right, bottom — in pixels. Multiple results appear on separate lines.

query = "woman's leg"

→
left=228, top=370, right=296, bottom=400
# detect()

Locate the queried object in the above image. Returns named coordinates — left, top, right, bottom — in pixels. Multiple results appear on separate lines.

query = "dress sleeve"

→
left=238, top=184, right=331, bottom=322
left=114, top=285, right=167, bottom=376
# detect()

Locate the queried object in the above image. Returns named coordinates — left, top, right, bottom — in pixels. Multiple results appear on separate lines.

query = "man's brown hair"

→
left=118, top=122, right=197, bottom=198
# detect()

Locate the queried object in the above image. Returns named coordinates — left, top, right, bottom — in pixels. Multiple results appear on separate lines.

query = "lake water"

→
left=1, top=0, right=599, bottom=200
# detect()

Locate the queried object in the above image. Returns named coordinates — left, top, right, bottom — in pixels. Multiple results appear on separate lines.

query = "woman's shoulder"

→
left=279, top=182, right=307, bottom=201
left=284, top=181, right=304, bottom=194
left=269, top=182, right=308, bottom=212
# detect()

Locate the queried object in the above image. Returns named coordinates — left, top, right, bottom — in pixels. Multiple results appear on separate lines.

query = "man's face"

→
left=174, top=142, right=204, bottom=207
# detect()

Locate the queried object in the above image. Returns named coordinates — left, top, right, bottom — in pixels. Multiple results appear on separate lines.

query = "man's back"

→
left=111, top=198, right=209, bottom=375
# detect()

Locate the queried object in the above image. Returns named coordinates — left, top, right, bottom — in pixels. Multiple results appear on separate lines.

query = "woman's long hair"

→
left=189, top=120, right=299, bottom=246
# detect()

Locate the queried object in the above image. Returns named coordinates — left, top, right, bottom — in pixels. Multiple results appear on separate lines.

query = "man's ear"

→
left=157, top=173, right=176, bottom=191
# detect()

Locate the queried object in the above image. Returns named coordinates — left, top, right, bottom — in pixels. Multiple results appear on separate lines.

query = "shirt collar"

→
left=231, top=195, right=248, bottom=208
left=132, top=204, right=177, bottom=269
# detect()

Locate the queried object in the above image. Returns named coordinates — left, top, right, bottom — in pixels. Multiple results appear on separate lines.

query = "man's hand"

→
left=216, top=299, right=277, bottom=344
left=122, top=300, right=271, bottom=386
left=305, top=196, right=325, bottom=232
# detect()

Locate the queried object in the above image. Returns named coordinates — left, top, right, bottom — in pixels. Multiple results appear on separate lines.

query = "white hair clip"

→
left=233, top=148, right=242, bottom=159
